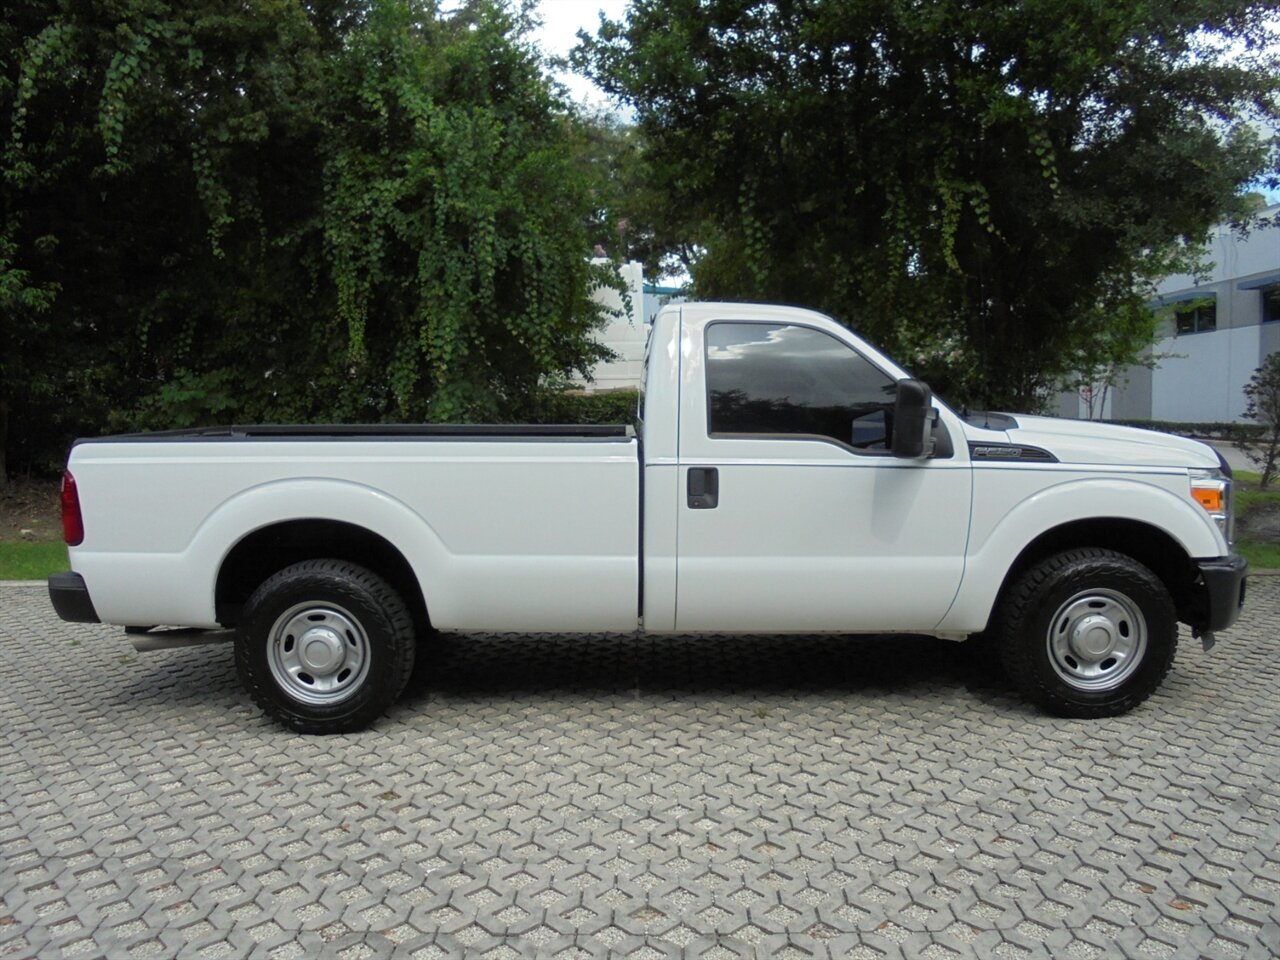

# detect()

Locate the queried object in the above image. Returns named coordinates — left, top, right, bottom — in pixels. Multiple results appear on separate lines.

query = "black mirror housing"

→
left=891, top=379, right=933, bottom=458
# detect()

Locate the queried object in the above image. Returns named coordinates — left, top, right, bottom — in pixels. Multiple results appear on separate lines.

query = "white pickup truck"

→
left=49, top=302, right=1247, bottom=732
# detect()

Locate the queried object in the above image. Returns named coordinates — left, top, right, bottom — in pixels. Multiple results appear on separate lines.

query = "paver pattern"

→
left=1, top=580, right=1278, bottom=959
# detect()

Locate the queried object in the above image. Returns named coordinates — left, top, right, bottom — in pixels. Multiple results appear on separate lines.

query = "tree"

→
left=0, top=230, right=58, bottom=485
left=3, top=0, right=336, bottom=478
left=1242, top=352, right=1280, bottom=487
left=572, top=109, right=698, bottom=280
left=576, top=0, right=1280, bottom=410
left=320, top=0, right=616, bottom=421
left=1, top=0, right=614, bottom=479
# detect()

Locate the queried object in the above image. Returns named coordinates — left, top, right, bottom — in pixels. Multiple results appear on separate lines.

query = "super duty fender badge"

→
left=968, top=442, right=1058, bottom=462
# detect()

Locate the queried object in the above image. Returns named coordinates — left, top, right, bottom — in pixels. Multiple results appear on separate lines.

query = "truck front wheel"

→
left=236, top=559, right=416, bottom=734
left=996, top=548, right=1177, bottom=717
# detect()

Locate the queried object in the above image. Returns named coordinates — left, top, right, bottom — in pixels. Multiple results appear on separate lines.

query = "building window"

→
left=704, top=322, right=896, bottom=449
left=1174, top=301, right=1216, bottom=334
left=1264, top=286, right=1280, bottom=324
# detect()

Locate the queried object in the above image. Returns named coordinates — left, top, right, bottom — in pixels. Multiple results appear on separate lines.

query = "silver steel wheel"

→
left=1046, top=588, right=1148, bottom=692
left=266, top=602, right=371, bottom=706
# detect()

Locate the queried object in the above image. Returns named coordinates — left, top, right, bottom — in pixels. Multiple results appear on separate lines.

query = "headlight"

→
left=1190, top=469, right=1233, bottom=546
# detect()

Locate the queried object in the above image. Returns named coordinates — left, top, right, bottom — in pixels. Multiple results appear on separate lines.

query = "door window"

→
left=705, top=322, right=896, bottom=449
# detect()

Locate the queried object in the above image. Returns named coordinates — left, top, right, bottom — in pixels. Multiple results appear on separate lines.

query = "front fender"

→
left=938, top=475, right=1223, bottom=634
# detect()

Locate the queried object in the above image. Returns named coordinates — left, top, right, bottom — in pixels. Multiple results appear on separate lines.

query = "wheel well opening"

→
left=216, top=519, right=428, bottom=632
left=995, top=518, right=1199, bottom=624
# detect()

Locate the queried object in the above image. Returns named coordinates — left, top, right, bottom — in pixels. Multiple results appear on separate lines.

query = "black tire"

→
left=995, top=548, right=1177, bottom=717
left=235, top=559, right=416, bottom=734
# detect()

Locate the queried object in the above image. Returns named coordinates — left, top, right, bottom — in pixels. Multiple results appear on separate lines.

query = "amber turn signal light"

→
left=1192, top=487, right=1224, bottom=513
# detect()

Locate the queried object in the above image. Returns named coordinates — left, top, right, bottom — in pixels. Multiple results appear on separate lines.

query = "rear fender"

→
left=78, top=478, right=446, bottom=627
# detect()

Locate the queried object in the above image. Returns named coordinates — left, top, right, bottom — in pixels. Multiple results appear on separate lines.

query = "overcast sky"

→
left=531, top=0, right=630, bottom=106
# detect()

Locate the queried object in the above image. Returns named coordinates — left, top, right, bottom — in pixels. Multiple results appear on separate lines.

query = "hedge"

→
left=528, top=388, right=641, bottom=426
left=1100, top=419, right=1264, bottom=440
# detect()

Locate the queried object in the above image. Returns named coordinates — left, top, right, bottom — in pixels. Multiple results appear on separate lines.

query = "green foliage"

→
left=572, top=108, right=695, bottom=280
left=528, top=387, right=640, bottom=425
left=0, top=0, right=612, bottom=477
left=134, top=369, right=241, bottom=430
left=321, top=1, right=614, bottom=421
left=1241, top=352, right=1280, bottom=487
left=577, top=0, right=1280, bottom=411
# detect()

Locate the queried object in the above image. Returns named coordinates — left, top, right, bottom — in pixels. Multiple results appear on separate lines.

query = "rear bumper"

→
left=48, top=572, right=100, bottom=624
left=1193, top=554, right=1248, bottom=633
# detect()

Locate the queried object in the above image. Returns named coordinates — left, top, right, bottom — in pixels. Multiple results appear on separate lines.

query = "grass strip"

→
left=0, top=541, right=68, bottom=580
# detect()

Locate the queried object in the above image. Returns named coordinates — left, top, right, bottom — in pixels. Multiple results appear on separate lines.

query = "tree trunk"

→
left=1262, top=428, right=1280, bottom=488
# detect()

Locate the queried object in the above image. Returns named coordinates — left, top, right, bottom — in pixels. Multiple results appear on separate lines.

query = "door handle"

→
left=687, top=467, right=719, bottom=509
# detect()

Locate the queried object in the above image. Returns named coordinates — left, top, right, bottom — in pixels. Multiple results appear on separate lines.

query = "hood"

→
left=961, top=413, right=1222, bottom=470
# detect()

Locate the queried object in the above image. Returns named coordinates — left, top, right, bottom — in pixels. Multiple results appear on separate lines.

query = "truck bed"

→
left=76, top=423, right=635, bottom=442
left=67, top=428, right=641, bottom=632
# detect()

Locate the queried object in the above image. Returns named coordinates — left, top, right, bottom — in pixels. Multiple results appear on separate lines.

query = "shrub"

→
left=1241, top=353, right=1280, bottom=487
left=528, top=388, right=641, bottom=426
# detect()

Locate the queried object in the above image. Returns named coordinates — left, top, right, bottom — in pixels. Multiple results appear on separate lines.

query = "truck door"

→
left=674, top=316, right=972, bottom=633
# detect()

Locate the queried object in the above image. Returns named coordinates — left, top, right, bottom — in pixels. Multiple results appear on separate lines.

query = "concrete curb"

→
left=0, top=580, right=47, bottom=588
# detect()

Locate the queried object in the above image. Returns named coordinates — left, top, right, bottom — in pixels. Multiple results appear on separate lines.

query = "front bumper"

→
left=48, top=571, right=100, bottom=624
left=1193, top=554, right=1248, bottom=633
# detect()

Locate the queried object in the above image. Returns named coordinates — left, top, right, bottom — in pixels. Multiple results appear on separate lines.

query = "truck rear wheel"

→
left=236, top=559, right=416, bottom=734
left=996, top=548, right=1177, bottom=717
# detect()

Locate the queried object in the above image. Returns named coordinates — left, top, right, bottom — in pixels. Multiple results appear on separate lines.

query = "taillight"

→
left=61, top=470, right=84, bottom=546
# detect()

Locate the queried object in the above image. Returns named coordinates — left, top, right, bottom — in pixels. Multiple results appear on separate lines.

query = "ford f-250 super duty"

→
left=48, top=302, right=1248, bottom=733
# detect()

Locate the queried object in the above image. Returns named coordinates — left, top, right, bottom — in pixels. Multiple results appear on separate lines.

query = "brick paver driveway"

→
left=2, top=579, right=1278, bottom=959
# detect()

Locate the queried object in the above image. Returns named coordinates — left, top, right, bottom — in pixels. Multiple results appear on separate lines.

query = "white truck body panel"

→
left=70, top=438, right=640, bottom=631
left=671, top=305, right=973, bottom=632
left=62, top=301, right=1235, bottom=644
left=939, top=468, right=1225, bottom=633
left=994, top=414, right=1221, bottom=469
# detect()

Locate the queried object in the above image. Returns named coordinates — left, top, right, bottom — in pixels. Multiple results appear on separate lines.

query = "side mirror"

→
left=891, top=379, right=933, bottom=458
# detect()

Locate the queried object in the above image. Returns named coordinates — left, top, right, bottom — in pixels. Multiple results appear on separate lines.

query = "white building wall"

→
left=1084, top=203, right=1280, bottom=424
left=1149, top=325, right=1260, bottom=422
left=1159, top=217, right=1279, bottom=291
left=576, top=260, right=646, bottom=392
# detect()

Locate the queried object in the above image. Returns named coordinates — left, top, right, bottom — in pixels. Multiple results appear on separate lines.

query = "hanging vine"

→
left=324, top=0, right=610, bottom=422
